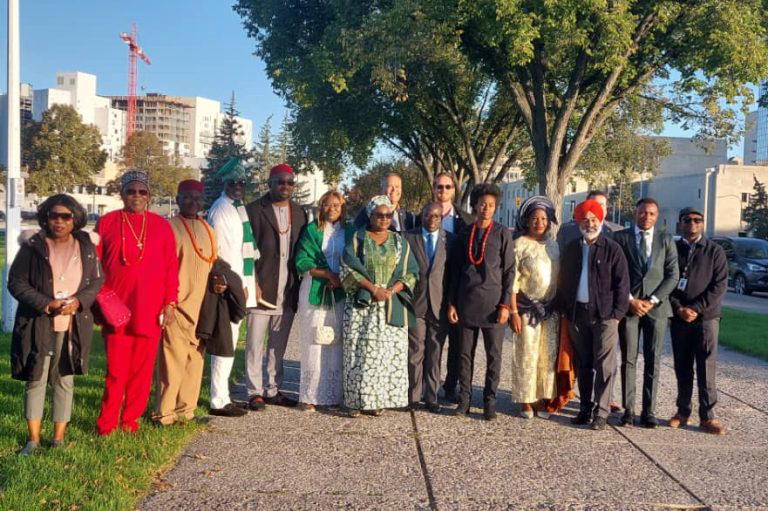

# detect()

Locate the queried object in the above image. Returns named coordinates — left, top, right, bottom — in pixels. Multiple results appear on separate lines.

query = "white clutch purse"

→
left=314, top=286, right=341, bottom=345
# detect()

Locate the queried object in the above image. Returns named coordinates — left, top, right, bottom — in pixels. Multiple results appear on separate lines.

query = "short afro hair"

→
left=37, top=194, right=88, bottom=234
left=469, top=183, right=502, bottom=210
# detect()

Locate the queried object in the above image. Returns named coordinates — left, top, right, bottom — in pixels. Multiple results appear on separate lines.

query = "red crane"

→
left=120, top=23, right=151, bottom=140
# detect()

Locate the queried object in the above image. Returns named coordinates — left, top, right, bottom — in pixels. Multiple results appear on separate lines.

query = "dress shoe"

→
left=700, top=418, right=726, bottom=435
left=209, top=403, right=248, bottom=417
left=18, top=441, right=39, bottom=456
left=619, top=410, right=635, bottom=427
left=640, top=415, right=658, bottom=429
left=248, top=395, right=266, bottom=410
left=405, top=402, right=423, bottom=412
left=347, top=409, right=361, bottom=418
left=264, top=392, right=297, bottom=407
left=610, top=401, right=623, bottom=413
left=570, top=410, right=591, bottom=425
left=297, top=403, right=316, bottom=412
left=442, top=387, right=459, bottom=404
left=425, top=402, right=441, bottom=414
left=518, top=409, right=534, bottom=420
left=231, top=400, right=250, bottom=410
left=668, top=414, right=690, bottom=428
left=483, top=402, right=497, bottom=421
left=590, top=416, right=607, bottom=431
left=452, top=402, right=470, bottom=416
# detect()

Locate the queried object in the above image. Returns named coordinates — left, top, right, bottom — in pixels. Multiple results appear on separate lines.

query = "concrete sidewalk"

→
left=140, top=331, right=768, bottom=510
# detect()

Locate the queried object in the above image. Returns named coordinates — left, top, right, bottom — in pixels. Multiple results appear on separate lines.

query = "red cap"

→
left=573, top=199, right=605, bottom=222
left=269, top=163, right=294, bottom=177
left=177, top=179, right=204, bottom=194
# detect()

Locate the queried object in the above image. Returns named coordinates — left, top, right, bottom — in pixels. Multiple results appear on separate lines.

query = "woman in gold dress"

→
left=509, top=196, right=560, bottom=419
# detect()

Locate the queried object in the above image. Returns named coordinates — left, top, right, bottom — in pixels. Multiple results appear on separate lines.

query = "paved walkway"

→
left=723, top=290, right=768, bottom=315
left=141, top=330, right=768, bottom=510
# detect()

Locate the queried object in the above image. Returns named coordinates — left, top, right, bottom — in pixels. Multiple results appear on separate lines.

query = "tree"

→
left=25, top=104, right=107, bottom=195
left=743, top=176, right=768, bottom=239
left=235, top=0, right=768, bottom=216
left=113, top=131, right=194, bottom=203
left=343, top=159, right=432, bottom=216
left=202, top=92, right=253, bottom=206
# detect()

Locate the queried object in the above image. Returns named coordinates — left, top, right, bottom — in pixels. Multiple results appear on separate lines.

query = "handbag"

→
left=94, top=287, right=131, bottom=329
left=314, top=286, right=341, bottom=345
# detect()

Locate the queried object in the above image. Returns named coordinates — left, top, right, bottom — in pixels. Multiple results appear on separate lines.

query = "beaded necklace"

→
left=468, top=221, right=493, bottom=266
left=179, top=215, right=217, bottom=263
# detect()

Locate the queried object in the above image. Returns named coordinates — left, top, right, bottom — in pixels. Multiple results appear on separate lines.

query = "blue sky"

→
left=0, top=0, right=752, bottom=158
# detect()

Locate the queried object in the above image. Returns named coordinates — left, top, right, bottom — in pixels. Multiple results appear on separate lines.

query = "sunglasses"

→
left=372, top=212, right=394, bottom=219
left=227, top=180, right=247, bottom=187
left=48, top=211, right=74, bottom=221
left=682, top=217, right=703, bottom=224
left=435, top=184, right=454, bottom=190
left=125, top=189, right=149, bottom=196
left=274, top=179, right=296, bottom=187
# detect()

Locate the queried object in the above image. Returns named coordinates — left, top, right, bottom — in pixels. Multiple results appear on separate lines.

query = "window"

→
left=569, top=201, right=576, bottom=213
left=698, top=189, right=702, bottom=199
left=69, top=78, right=75, bottom=85
left=57, top=77, right=63, bottom=85
left=742, top=193, right=750, bottom=203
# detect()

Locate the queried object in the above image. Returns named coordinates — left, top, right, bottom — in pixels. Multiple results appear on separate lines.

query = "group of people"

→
left=8, top=161, right=728, bottom=456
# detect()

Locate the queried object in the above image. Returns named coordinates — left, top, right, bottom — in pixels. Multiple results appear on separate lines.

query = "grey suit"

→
left=614, top=228, right=679, bottom=418
left=405, top=228, right=453, bottom=405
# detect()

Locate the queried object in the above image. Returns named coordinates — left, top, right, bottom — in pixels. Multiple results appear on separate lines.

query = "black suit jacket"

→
left=442, top=205, right=473, bottom=235
left=405, top=228, right=454, bottom=320
left=669, top=237, right=728, bottom=320
left=245, top=194, right=308, bottom=311
left=353, top=206, right=418, bottom=233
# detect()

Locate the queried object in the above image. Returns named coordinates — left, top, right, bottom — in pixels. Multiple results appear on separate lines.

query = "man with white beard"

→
left=557, top=199, right=630, bottom=431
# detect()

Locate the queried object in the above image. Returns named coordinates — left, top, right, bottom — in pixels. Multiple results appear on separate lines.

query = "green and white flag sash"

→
left=234, top=199, right=259, bottom=307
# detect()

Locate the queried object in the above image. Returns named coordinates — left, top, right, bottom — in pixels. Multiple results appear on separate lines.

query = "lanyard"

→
left=681, top=242, right=698, bottom=279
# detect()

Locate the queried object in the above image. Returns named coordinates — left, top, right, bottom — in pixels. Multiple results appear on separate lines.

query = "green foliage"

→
left=24, top=105, right=107, bottom=195
left=343, top=159, right=432, bottom=216
left=202, top=93, right=254, bottom=206
left=743, top=176, right=768, bottom=239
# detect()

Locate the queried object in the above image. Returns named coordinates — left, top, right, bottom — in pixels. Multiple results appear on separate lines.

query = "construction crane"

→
left=119, top=23, right=151, bottom=140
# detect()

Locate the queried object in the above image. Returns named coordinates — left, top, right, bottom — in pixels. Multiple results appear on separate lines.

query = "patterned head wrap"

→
left=216, top=157, right=249, bottom=182
left=516, top=195, right=557, bottom=234
left=365, top=195, right=393, bottom=216
left=121, top=169, right=149, bottom=191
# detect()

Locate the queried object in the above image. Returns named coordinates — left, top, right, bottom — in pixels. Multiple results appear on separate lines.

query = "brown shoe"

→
left=668, top=414, right=690, bottom=428
left=248, top=395, right=266, bottom=411
left=264, top=392, right=298, bottom=407
left=297, top=403, right=316, bottom=412
left=700, top=419, right=726, bottom=435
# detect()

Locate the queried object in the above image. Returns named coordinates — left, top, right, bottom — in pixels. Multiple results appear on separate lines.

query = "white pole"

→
left=3, top=0, right=21, bottom=332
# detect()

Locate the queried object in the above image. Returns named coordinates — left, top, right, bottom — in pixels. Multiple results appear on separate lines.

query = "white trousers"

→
left=209, top=320, right=241, bottom=409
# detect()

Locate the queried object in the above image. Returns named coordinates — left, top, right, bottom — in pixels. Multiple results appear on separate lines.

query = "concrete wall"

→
left=656, top=137, right=728, bottom=177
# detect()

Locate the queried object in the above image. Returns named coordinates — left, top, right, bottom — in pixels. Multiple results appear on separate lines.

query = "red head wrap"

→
left=177, top=179, right=204, bottom=194
left=573, top=199, right=605, bottom=222
left=269, top=163, right=294, bottom=177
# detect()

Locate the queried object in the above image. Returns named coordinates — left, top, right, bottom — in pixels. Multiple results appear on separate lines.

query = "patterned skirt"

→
left=342, top=302, right=408, bottom=410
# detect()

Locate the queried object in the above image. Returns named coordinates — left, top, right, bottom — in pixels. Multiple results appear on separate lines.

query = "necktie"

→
left=427, top=233, right=436, bottom=267
left=639, top=231, right=649, bottom=269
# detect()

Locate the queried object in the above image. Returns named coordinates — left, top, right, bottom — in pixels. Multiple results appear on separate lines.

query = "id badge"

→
left=677, top=278, right=688, bottom=291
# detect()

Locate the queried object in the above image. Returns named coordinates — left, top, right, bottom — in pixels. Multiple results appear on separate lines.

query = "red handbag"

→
left=94, top=287, right=131, bottom=328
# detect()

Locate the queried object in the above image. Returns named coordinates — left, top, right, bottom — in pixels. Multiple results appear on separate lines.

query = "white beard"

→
left=579, top=222, right=603, bottom=241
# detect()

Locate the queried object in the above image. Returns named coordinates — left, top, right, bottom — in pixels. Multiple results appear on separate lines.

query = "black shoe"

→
left=570, top=410, right=591, bottom=425
left=209, top=403, right=248, bottom=417
left=248, top=395, right=266, bottom=411
left=405, top=402, right=423, bottom=412
left=231, top=400, right=250, bottom=410
left=640, top=415, right=658, bottom=429
left=452, top=402, right=470, bottom=416
left=425, top=402, right=441, bottom=414
left=590, top=416, right=607, bottom=431
left=264, top=392, right=297, bottom=407
left=442, top=388, right=459, bottom=404
left=483, top=402, right=497, bottom=421
left=620, top=410, right=635, bottom=427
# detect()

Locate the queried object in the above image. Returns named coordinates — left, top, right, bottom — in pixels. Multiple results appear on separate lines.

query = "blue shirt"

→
left=441, top=208, right=456, bottom=234
left=577, top=239, right=590, bottom=303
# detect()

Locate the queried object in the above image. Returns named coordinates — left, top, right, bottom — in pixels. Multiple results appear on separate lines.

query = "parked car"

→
left=711, top=236, right=768, bottom=295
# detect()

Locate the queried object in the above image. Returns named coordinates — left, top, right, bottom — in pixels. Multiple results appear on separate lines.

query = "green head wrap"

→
left=216, top=158, right=249, bottom=182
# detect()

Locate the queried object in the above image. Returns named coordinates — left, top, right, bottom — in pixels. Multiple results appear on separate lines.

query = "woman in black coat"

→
left=8, top=194, right=103, bottom=455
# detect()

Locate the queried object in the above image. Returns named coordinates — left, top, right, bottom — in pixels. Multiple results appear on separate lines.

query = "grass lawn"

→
left=0, top=327, right=246, bottom=511
left=719, top=307, right=768, bottom=361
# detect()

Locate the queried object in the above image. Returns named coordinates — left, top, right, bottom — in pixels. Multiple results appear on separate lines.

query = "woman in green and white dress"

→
left=341, top=195, right=419, bottom=417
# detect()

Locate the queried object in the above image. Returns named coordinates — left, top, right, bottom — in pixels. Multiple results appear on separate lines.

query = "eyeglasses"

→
left=435, top=184, right=453, bottom=190
left=372, top=212, right=394, bottom=219
left=227, top=180, right=246, bottom=187
left=48, top=211, right=74, bottom=221
left=274, top=179, right=296, bottom=187
left=125, top=189, right=149, bottom=196
left=682, top=217, right=703, bottom=224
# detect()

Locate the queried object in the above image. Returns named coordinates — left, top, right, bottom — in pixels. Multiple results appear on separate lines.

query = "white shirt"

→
left=634, top=225, right=654, bottom=259
left=577, top=239, right=590, bottom=303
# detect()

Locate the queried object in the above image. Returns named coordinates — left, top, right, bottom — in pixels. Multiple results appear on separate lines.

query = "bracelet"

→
left=498, top=304, right=512, bottom=312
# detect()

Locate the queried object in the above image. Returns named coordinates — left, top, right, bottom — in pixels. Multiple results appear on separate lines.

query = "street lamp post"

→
left=3, top=0, right=22, bottom=332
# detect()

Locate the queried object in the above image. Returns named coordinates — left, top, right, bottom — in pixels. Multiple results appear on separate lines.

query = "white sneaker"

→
left=518, top=409, right=534, bottom=419
left=536, top=410, right=551, bottom=419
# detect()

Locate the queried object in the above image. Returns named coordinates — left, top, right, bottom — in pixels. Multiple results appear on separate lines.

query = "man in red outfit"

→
left=95, top=169, right=179, bottom=436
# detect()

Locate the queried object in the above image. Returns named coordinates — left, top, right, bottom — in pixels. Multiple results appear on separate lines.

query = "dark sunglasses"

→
left=227, top=180, right=247, bottom=187
left=682, top=217, right=703, bottom=224
left=274, top=179, right=296, bottom=187
left=125, top=188, right=149, bottom=196
left=373, top=212, right=394, bottom=219
left=435, top=184, right=453, bottom=190
left=48, top=211, right=74, bottom=221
